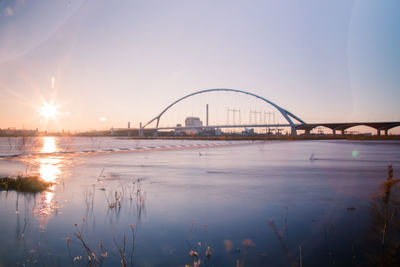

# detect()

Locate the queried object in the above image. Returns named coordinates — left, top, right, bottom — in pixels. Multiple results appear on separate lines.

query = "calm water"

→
left=0, top=137, right=399, bottom=266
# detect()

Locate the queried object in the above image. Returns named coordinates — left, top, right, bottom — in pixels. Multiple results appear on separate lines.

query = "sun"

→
left=38, top=101, right=59, bottom=120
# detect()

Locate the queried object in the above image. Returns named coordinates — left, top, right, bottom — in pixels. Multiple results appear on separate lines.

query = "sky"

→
left=0, top=0, right=399, bottom=132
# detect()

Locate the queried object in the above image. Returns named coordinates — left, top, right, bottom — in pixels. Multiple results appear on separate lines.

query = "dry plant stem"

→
left=114, top=236, right=127, bottom=267
left=98, top=168, right=105, bottom=181
left=381, top=172, right=400, bottom=247
left=366, top=165, right=400, bottom=266
left=66, top=241, right=74, bottom=265
left=98, top=240, right=109, bottom=265
left=119, top=178, right=126, bottom=198
left=73, top=232, right=99, bottom=265
left=352, top=244, right=357, bottom=265
left=269, top=219, right=298, bottom=267
left=36, top=242, right=46, bottom=267
left=129, top=227, right=136, bottom=265
left=299, top=245, right=302, bottom=267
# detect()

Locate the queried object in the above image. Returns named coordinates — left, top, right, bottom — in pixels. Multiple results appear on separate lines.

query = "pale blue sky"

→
left=0, top=0, right=399, bottom=131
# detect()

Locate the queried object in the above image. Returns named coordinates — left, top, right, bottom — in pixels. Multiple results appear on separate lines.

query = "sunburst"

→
left=38, top=100, right=60, bottom=123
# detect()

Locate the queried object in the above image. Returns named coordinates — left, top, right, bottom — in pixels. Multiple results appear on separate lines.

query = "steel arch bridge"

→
left=143, top=88, right=306, bottom=135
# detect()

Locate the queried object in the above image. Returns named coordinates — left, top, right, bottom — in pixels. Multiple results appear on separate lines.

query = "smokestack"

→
left=206, top=104, right=209, bottom=126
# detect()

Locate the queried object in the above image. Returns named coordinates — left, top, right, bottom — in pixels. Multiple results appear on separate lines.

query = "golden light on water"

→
left=44, top=191, right=55, bottom=205
left=38, top=137, right=62, bottom=182
left=34, top=189, right=58, bottom=231
left=41, top=136, right=58, bottom=153
left=39, top=158, right=62, bottom=182
left=31, top=137, right=64, bottom=230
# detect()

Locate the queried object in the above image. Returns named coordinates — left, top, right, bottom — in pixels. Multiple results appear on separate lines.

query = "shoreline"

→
left=121, top=135, right=400, bottom=141
left=1, top=134, right=400, bottom=141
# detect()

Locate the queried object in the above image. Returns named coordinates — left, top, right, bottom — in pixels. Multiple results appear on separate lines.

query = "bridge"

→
left=140, top=88, right=400, bottom=136
left=295, top=122, right=400, bottom=136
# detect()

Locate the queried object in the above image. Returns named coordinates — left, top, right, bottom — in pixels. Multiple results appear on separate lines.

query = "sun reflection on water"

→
left=31, top=137, right=64, bottom=230
left=39, top=158, right=62, bottom=182
left=41, top=136, right=58, bottom=153
left=36, top=137, right=63, bottom=183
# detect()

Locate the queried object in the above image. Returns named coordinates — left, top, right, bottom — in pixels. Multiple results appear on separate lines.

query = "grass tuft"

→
left=0, top=176, right=50, bottom=193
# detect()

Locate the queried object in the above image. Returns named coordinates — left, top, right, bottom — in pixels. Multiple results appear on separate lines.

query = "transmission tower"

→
left=227, top=108, right=241, bottom=125
left=249, top=110, right=262, bottom=124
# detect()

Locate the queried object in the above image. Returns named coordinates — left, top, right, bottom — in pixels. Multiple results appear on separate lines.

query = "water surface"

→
left=0, top=137, right=399, bottom=266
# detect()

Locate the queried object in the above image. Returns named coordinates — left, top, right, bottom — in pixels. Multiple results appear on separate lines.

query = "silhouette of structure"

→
left=143, top=88, right=305, bottom=135
left=296, top=122, right=400, bottom=136
left=142, top=88, right=400, bottom=136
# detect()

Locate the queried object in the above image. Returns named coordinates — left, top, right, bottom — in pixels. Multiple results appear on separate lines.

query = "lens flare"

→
left=51, top=77, right=56, bottom=89
left=38, top=102, right=58, bottom=120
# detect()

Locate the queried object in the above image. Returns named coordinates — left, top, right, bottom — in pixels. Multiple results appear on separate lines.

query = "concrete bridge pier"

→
left=139, top=122, right=144, bottom=137
left=376, top=129, right=389, bottom=136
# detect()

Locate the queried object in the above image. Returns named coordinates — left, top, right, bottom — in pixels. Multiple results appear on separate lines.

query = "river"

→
left=0, top=137, right=399, bottom=266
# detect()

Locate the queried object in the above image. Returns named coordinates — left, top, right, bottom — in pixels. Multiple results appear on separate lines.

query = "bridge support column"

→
left=342, top=130, right=345, bottom=135
left=305, top=129, right=311, bottom=135
left=139, top=122, right=143, bottom=137
left=332, top=129, right=336, bottom=135
left=291, top=126, right=297, bottom=136
left=385, top=129, right=388, bottom=136
left=377, top=129, right=381, bottom=136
